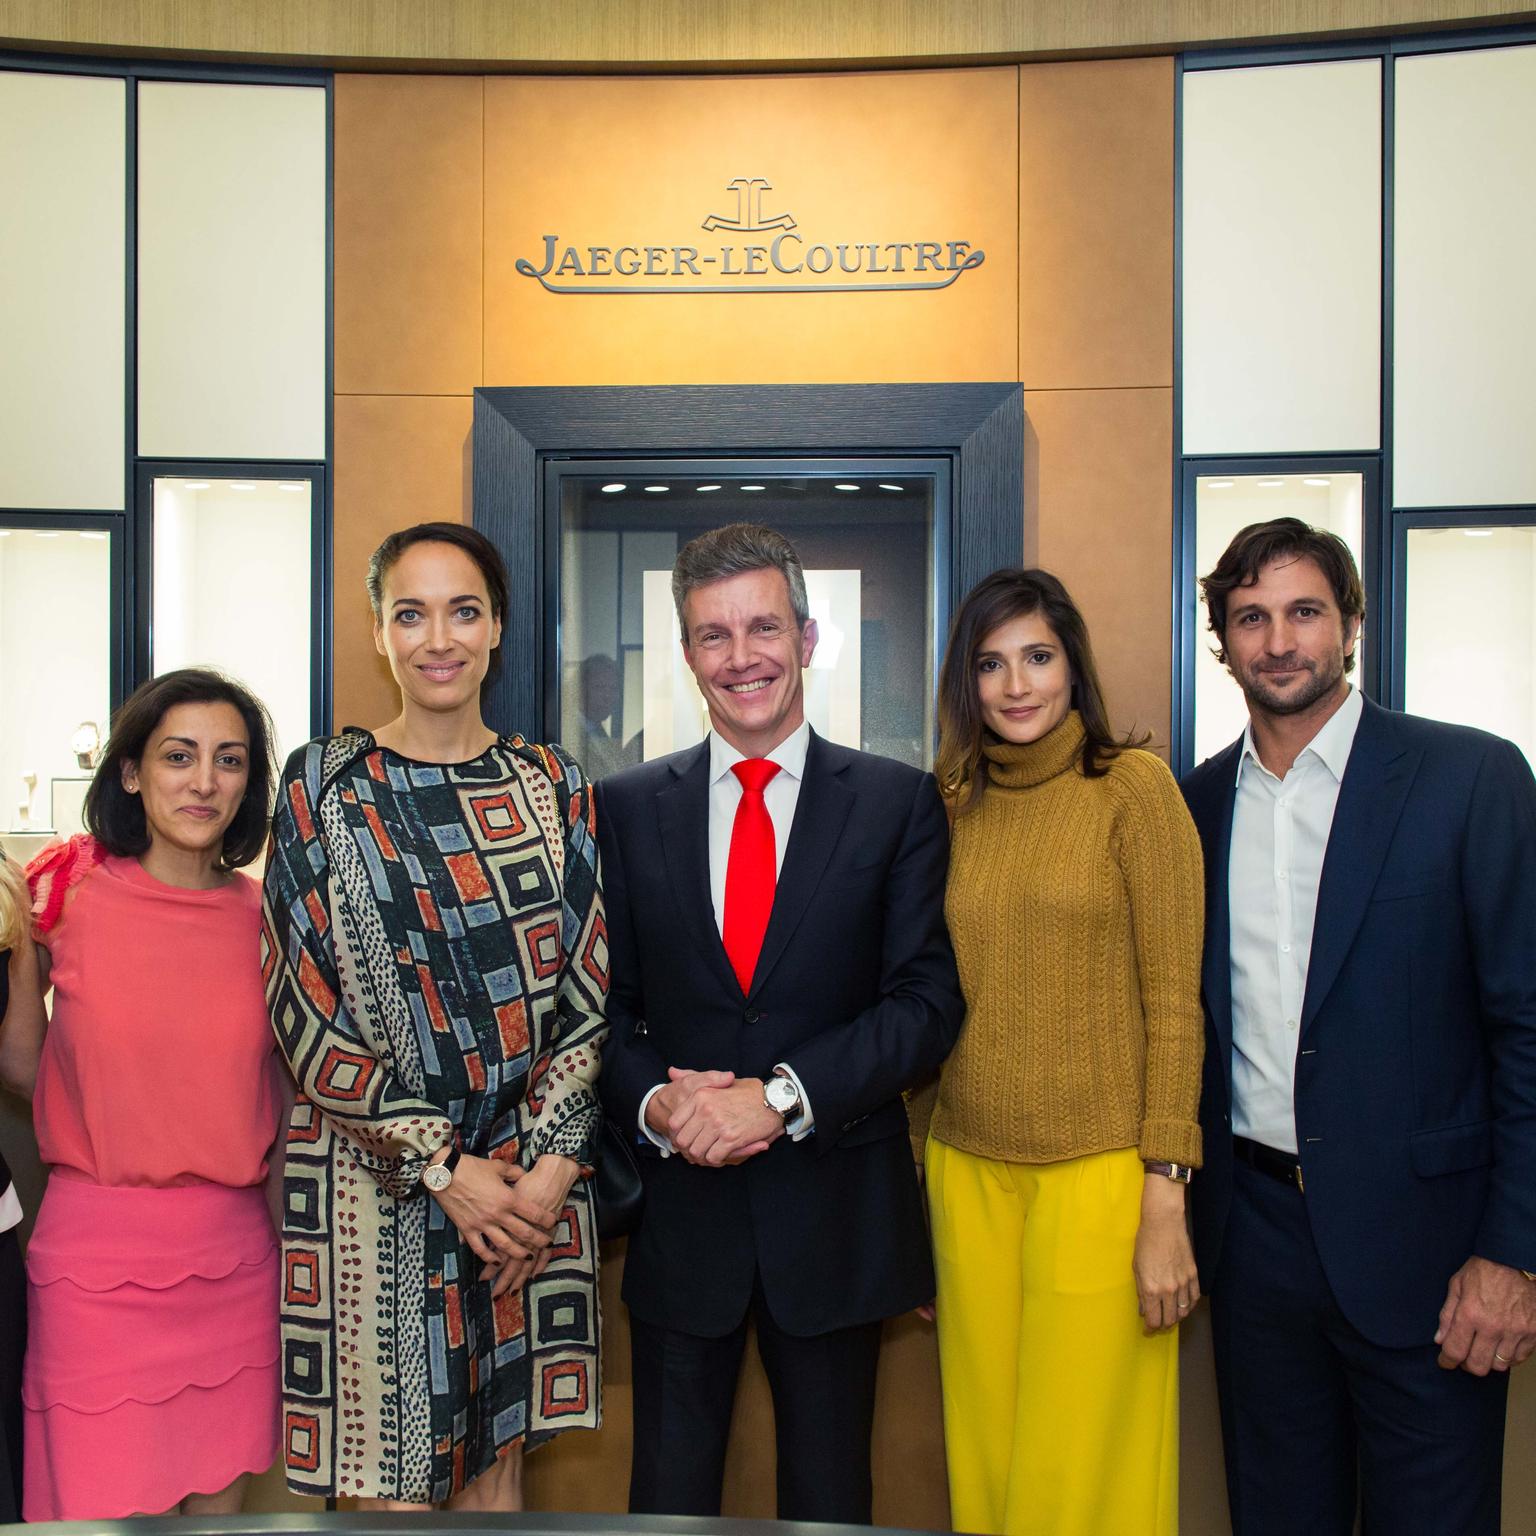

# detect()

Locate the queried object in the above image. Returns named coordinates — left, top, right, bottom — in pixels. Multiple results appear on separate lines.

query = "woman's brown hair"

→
left=935, top=568, right=1145, bottom=809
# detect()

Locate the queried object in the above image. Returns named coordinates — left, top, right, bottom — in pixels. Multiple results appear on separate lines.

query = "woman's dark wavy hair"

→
left=366, top=521, right=509, bottom=691
left=936, top=568, right=1146, bottom=809
left=83, top=668, right=277, bottom=870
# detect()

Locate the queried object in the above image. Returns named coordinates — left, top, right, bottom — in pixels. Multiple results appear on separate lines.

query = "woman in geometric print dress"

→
left=263, top=521, right=607, bottom=1511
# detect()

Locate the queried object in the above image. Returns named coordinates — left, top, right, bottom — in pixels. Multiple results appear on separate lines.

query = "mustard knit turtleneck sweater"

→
left=913, top=711, right=1205, bottom=1167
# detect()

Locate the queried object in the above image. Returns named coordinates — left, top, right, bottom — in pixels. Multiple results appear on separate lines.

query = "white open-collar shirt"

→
left=1228, top=686, right=1363, bottom=1154
left=639, top=720, right=815, bottom=1151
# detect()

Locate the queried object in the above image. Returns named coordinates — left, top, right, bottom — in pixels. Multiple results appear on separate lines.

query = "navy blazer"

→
left=596, top=730, right=963, bottom=1339
left=1182, top=698, right=1536, bottom=1348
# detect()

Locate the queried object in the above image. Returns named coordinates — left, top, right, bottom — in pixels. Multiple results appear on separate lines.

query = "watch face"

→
left=767, top=1077, right=798, bottom=1115
left=423, top=1163, right=451, bottom=1192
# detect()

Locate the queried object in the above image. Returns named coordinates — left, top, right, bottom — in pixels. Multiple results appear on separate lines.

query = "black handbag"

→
left=594, top=1115, right=644, bottom=1241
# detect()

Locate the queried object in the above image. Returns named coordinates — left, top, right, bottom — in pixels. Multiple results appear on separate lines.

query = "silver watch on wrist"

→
left=422, top=1144, right=461, bottom=1193
left=764, top=1072, right=801, bottom=1121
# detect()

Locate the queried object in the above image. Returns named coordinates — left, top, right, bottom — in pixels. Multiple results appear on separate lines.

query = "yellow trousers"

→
left=925, top=1138, right=1178, bottom=1536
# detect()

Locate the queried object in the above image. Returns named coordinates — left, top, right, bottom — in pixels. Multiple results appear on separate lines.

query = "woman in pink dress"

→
left=14, top=667, right=287, bottom=1520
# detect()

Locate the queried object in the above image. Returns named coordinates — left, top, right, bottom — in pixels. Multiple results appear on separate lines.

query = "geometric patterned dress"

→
left=260, top=731, right=608, bottom=1503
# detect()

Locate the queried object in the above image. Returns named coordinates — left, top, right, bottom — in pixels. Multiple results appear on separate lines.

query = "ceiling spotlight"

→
left=601, top=483, right=626, bottom=493
left=878, top=483, right=904, bottom=491
left=80, top=531, right=108, bottom=540
left=182, top=480, right=211, bottom=491
left=1302, top=477, right=1332, bottom=487
left=1204, top=479, right=1234, bottom=489
left=279, top=482, right=305, bottom=493
left=697, top=484, right=722, bottom=492
left=1255, top=478, right=1285, bottom=488
left=834, top=483, right=860, bottom=492
left=643, top=485, right=670, bottom=493
left=741, top=484, right=765, bottom=492
left=228, top=482, right=256, bottom=492
left=1463, top=529, right=1496, bottom=537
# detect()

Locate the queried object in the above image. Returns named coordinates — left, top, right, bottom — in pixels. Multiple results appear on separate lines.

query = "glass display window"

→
left=551, top=460, right=949, bottom=777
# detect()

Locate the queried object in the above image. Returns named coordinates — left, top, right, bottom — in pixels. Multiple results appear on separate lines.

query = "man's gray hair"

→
left=671, top=523, right=811, bottom=643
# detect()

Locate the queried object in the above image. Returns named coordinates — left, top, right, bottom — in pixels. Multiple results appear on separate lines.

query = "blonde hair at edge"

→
left=0, top=854, right=27, bottom=952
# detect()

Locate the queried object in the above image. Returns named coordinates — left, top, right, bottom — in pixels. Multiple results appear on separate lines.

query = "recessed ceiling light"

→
left=36, top=531, right=60, bottom=538
left=834, top=483, right=860, bottom=492
left=279, top=482, right=305, bottom=493
left=644, top=485, right=670, bottom=493
left=1204, top=479, right=1234, bottom=489
left=1463, top=529, right=1496, bottom=537
left=228, top=482, right=256, bottom=492
left=1302, top=477, right=1332, bottom=487
left=182, top=480, right=211, bottom=491
left=878, top=483, right=904, bottom=491
left=741, top=484, right=765, bottom=492
left=0, top=530, right=12, bottom=537
left=697, top=484, right=722, bottom=492
left=601, top=483, right=626, bottom=493
left=1255, top=478, right=1285, bottom=488
left=80, top=531, right=108, bottom=540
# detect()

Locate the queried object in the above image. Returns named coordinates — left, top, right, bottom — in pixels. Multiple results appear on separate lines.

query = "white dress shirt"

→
left=639, top=721, right=815, bottom=1152
left=1228, top=686, right=1363, bottom=1154
left=0, top=1181, right=20, bottom=1233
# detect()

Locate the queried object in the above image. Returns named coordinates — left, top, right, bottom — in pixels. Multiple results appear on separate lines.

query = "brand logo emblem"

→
left=701, top=178, right=797, bottom=235
left=516, top=176, right=985, bottom=297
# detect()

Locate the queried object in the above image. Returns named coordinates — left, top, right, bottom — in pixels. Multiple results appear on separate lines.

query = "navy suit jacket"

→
left=1182, top=699, right=1536, bottom=1348
left=596, top=730, right=963, bottom=1339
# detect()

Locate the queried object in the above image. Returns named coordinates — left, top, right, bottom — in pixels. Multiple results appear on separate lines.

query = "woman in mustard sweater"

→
left=919, top=568, right=1204, bottom=1536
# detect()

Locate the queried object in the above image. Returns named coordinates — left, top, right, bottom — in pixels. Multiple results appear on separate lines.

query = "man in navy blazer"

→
left=596, top=523, right=962, bottom=1523
left=1182, top=516, right=1536, bottom=1535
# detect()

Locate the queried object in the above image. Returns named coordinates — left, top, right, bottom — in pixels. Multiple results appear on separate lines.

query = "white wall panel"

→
left=137, top=81, right=325, bottom=460
left=0, top=70, right=125, bottom=509
left=1394, top=45, right=1536, bottom=508
left=1182, top=60, right=1381, bottom=454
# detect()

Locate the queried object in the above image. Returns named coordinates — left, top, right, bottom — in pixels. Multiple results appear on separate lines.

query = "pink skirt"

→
left=23, top=1176, right=280, bottom=1520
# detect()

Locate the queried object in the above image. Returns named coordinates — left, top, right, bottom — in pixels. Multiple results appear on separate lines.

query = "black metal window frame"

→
left=1389, top=506, right=1536, bottom=712
left=0, top=47, right=334, bottom=736
left=132, top=460, right=330, bottom=733
left=1172, top=21, right=1536, bottom=774
left=473, top=383, right=1023, bottom=741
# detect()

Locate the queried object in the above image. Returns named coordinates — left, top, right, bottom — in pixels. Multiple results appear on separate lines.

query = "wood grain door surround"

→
left=472, top=381, right=1025, bottom=738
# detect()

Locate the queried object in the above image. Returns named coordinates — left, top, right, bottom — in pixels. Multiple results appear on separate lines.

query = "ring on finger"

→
left=1495, top=1351, right=1511, bottom=1364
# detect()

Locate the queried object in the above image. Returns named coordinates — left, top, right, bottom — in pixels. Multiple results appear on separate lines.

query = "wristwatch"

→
left=764, top=1073, right=802, bottom=1121
left=422, top=1144, right=462, bottom=1193
left=1144, top=1160, right=1195, bottom=1185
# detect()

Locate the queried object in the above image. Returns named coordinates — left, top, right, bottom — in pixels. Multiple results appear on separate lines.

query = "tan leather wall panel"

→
left=1024, top=387, right=1174, bottom=751
left=1019, top=58, right=1174, bottom=390
left=332, top=394, right=472, bottom=730
left=319, top=54, right=1175, bottom=1528
left=335, top=75, right=483, bottom=395
left=481, top=70, right=1018, bottom=386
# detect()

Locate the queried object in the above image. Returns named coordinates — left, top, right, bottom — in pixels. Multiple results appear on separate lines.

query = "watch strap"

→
left=1144, top=1159, right=1195, bottom=1184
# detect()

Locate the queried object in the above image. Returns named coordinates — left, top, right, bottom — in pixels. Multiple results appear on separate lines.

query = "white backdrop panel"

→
left=1394, top=45, right=1536, bottom=508
left=1182, top=59, right=1381, bottom=455
left=0, top=70, right=125, bottom=509
left=137, top=81, right=325, bottom=460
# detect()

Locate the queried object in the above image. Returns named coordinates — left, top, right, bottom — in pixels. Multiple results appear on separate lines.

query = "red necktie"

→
left=723, top=758, right=782, bottom=993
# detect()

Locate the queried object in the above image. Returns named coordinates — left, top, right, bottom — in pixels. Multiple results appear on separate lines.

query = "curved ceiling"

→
left=0, top=0, right=1530, bottom=71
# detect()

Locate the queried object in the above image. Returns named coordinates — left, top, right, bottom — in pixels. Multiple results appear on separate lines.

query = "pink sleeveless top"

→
left=29, top=837, right=283, bottom=1188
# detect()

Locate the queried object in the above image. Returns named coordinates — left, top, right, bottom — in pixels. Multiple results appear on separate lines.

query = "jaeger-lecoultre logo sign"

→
left=515, top=177, right=986, bottom=296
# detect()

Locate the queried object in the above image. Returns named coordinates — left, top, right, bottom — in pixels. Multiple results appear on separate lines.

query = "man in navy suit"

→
left=1182, top=516, right=1536, bottom=1535
left=597, top=523, right=962, bottom=1522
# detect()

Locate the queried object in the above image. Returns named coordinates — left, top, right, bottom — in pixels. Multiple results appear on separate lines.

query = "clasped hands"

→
left=1435, top=1256, right=1536, bottom=1375
left=646, top=1065, right=786, bottom=1167
left=427, top=1149, right=581, bottom=1299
